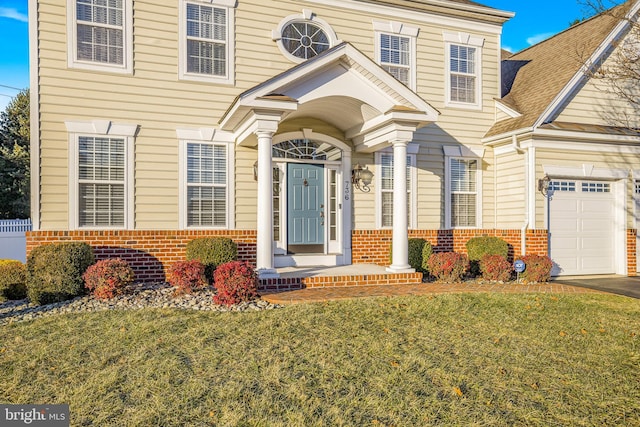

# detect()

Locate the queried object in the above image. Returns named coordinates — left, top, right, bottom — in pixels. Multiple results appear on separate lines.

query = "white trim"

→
left=444, top=153, right=482, bottom=229
left=272, top=9, right=340, bottom=63
left=533, top=127, right=640, bottom=144
left=301, top=0, right=511, bottom=35
left=374, top=20, right=419, bottom=90
left=375, top=151, right=417, bottom=229
left=66, top=0, right=133, bottom=74
left=542, top=164, right=628, bottom=180
left=525, top=138, right=640, bottom=154
left=29, top=0, right=40, bottom=230
left=175, top=127, right=234, bottom=142
left=65, top=119, right=138, bottom=136
left=68, top=133, right=135, bottom=230
left=178, top=0, right=236, bottom=85
left=178, top=138, right=235, bottom=230
left=442, top=145, right=485, bottom=158
left=495, top=100, right=521, bottom=119
left=534, top=1, right=640, bottom=128
left=443, top=32, right=484, bottom=110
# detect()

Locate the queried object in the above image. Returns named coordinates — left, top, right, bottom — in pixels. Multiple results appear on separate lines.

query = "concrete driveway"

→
left=553, top=275, right=640, bottom=299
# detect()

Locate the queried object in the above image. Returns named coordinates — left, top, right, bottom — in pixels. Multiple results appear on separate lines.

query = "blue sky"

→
left=0, top=1, right=620, bottom=111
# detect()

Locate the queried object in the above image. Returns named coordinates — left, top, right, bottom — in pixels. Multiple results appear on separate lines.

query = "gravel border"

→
left=0, top=283, right=282, bottom=325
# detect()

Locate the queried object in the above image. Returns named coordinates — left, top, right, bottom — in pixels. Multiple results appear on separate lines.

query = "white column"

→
left=256, top=130, right=279, bottom=278
left=387, top=140, right=414, bottom=273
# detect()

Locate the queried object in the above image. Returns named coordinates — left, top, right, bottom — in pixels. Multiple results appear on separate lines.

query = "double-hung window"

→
left=380, top=34, right=411, bottom=87
left=68, top=0, right=133, bottom=72
left=449, top=45, right=477, bottom=103
left=180, top=0, right=235, bottom=84
left=448, top=158, right=478, bottom=228
left=443, top=32, right=484, bottom=108
left=78, top=136, right=125, bottom=227
left=66, top=119, right=137, bottom=229
left=186, top=143, right=228, bottom=227
left=374, top=21, right=419, bottom=90
left=377, top=151, right=416, bottom=228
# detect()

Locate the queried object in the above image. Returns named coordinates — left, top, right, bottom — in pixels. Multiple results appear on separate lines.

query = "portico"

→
left=220, top=43, right=439, bottom=278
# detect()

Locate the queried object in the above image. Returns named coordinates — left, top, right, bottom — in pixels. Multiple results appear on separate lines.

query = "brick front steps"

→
left=258, top=264, right=423, bottom=292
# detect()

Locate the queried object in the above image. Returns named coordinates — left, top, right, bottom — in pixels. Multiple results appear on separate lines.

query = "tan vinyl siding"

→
left=556, top=38, right=640, bottom=129
left=37, top=0, right=502, bottom=230
left=495, top=107, right=512, bottom=122
left=494, top=151, right=525, bottom=228
left=556, top=77, right=640, bottom=128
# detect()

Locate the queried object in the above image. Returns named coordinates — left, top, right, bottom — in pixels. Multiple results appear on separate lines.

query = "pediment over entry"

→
left=219, top=42, right=439, bottom=151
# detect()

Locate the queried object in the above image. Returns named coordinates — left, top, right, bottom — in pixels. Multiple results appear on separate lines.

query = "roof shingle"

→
left=486, top=2, right=631, bottom=138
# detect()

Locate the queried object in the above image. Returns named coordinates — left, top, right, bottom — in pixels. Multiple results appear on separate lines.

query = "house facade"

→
left=27, top=0, right=640, bottom=283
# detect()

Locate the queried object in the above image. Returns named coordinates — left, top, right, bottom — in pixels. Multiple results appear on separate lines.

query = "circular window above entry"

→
left=273, top=10, right=340, bottom=63
left=282, top=22, right=330, bottom=60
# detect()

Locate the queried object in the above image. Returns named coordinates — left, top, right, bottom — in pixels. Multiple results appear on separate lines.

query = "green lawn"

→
left=1, top=293, right=639, bottom=426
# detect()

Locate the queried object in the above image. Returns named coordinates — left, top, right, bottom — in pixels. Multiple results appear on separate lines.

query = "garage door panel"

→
left=550, top=180, right=616, bottom=276
left=551, top=218, right=579, bottom=232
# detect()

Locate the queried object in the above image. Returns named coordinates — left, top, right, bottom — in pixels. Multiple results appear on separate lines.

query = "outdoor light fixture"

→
left=352, top=164, right=374, bottom=192
left=538, top=174, right=551, bottom=197
left=253, top=161, right=258, bottom=181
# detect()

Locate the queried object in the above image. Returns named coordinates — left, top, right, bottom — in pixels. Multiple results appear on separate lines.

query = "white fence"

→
left=0, top=219, right=32, bottom=263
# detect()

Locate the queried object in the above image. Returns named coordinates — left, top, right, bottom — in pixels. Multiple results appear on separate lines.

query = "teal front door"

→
left=287, top=163, right=324, bottom=253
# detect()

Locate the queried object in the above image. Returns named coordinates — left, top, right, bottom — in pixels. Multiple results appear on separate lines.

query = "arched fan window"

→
left=272, top=139, right=342, bottom=161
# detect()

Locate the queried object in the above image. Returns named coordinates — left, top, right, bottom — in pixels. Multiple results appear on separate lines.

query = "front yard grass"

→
left=1, top=293, right=639, bottom=426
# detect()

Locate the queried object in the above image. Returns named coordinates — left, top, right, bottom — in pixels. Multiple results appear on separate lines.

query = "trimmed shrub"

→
left=186, top=237, right=238, bottom=280
left=520, top=254, right=553, bottom=283
left=479, top=255, right=513, bottom=282
left=26, top=242, right=95, bottom=305
left=466, top=237, right=509, bottom=276
left=388, top=239, right=431, bottom=273
left=83, top=258, right=135, bottom=300
left=426, top=252, right=469, bottom=283
left=212, top=261, right=258, bottom=306
left=408, top=239, right=426, bottom=273
left=0, top=260, right=27, bottom=301
left=421, top=241, right=433, bottom=274
left=167, top=260, right=208, bottom=295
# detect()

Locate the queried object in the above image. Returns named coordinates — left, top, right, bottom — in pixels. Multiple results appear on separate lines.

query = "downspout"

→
left=512, top=135, right=528, bottom=256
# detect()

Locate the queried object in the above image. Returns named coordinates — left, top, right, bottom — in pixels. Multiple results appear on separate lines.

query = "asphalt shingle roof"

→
left=486, top=2, right=631, bottom=138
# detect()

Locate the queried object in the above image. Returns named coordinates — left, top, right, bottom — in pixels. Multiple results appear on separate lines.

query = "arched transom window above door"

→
left=272, top=10, right=340, bottom=63
left=272, top=139, right=342, bottom=161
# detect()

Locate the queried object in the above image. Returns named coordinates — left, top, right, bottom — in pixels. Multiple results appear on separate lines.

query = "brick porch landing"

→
left=262, top=279, right=606, bottom=305
left=258, top=264, right=423, bottom=292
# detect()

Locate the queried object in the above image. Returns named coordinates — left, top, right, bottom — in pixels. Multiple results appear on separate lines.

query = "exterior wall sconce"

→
left=253, top=161, right=258, bottom=181
left=537, top=174, right=551, bottom=197
left=352, top=163, right=374, bottom=192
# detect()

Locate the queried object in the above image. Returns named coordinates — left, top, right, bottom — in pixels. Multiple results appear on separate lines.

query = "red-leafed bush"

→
left=426, top=252, right=469, bottom=283
left=83, top=258, right=135, bottom=300
left=479, top=255, right=513, bottom=282
left=167, top=260, right=208, bottom=294
left=212, top=261, right=259, bottom=306
left=520, top=255, right=553, bottom=283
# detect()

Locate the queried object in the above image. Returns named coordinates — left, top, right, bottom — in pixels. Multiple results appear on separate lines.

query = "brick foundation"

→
left=28, top=227, right=636, bottom=285
left=351, top=229, right=549, bottom=265
left=26, top=230, right=257, bottom=282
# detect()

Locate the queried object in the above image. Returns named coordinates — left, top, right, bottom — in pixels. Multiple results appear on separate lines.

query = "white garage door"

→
left=549, top=180, right=616, bottom=276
